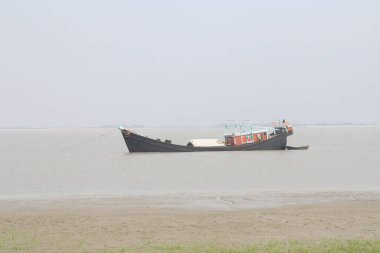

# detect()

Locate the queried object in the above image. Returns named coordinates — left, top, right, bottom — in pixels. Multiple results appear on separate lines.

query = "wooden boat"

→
left=286, top=145, right=309, bottom=150
left=120, top=120, right=298, bottom=153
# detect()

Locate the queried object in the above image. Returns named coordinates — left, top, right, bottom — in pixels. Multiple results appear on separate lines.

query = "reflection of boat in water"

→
left=120, top=120, right=299, bottom=153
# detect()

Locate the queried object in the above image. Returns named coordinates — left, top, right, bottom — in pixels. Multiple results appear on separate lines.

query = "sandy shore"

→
left=1, top=193, right=380, bottom=252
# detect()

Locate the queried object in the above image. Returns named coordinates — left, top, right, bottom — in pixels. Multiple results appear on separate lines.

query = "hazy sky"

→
left=1, top=0, right=379, bottom=127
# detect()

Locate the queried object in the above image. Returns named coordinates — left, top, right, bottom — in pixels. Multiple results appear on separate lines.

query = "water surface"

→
left=1, top=126, right=379, bottom=199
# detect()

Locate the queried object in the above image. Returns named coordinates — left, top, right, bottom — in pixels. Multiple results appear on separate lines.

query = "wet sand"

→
left=1, top=193, right=380, bottom=252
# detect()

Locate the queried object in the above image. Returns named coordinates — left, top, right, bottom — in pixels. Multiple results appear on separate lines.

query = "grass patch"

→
left=2, top=236, right=380, bottom=253
left=88, top=240, right=380, bottom=253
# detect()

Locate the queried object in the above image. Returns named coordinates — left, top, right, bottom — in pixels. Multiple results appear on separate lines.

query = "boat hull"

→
left=121, top=130, right=291, bottom=152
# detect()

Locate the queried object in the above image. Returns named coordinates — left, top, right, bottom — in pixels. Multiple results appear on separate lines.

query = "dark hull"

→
left=121, top=130, right=292, bottom=152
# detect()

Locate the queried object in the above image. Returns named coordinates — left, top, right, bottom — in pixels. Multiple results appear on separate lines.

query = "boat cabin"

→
left=224, top=120, right=292, bottom=146
left=185, top=120, right=293, bottom=148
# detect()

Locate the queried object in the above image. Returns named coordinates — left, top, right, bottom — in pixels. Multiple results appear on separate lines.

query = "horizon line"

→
left=1, top=122, right=380, bottom=130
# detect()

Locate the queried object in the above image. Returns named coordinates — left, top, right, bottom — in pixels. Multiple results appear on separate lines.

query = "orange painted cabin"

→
left=225, top=132, right=268, bottom=146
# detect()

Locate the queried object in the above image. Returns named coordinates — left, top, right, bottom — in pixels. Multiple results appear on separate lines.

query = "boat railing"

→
left=224, top=120, right=275, bottom=136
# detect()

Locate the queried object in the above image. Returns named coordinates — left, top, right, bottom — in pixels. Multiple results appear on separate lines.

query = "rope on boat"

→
left=61, top=128, right=119, bottom=152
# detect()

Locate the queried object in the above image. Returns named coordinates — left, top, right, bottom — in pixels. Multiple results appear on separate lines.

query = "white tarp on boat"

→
left=188, top=139, right=225, bottom=147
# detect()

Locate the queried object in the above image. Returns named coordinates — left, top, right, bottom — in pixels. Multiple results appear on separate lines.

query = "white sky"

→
left=1, top=0, right=379, bottom=127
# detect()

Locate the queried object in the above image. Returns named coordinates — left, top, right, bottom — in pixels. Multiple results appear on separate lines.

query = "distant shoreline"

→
left=1, top=124, right=380, bottom=130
